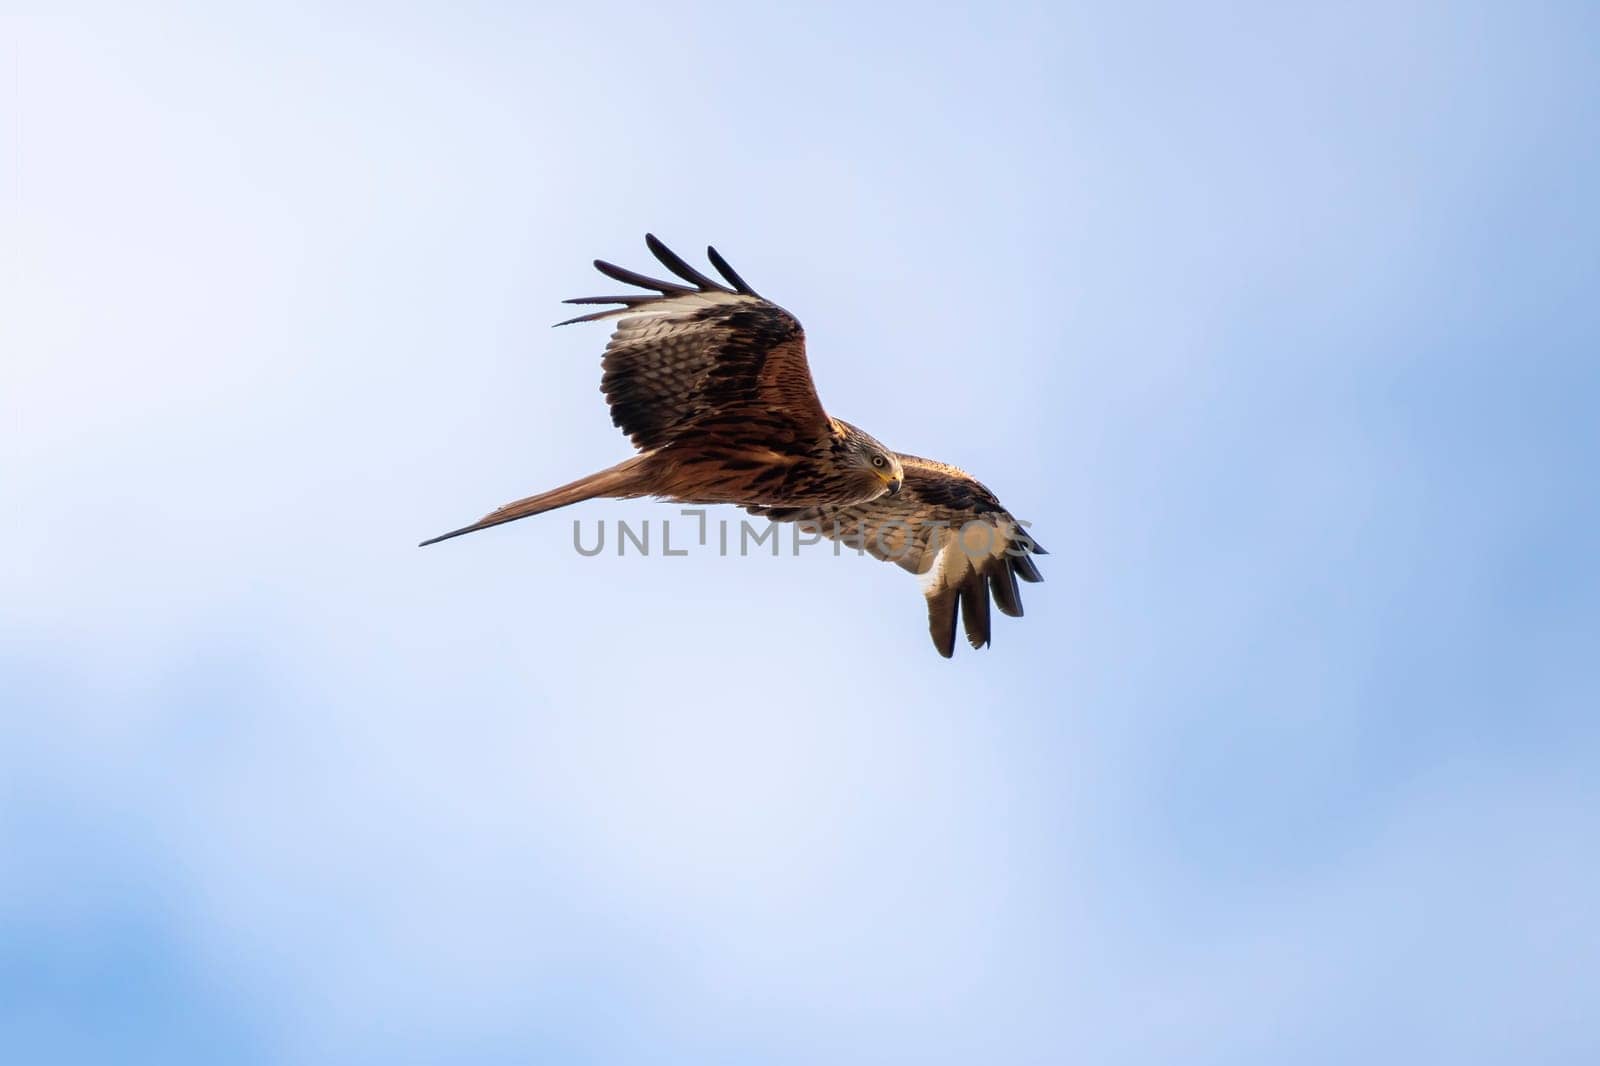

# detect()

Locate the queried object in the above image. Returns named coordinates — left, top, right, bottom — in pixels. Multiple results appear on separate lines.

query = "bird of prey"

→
left=420, top=235, right=1045, bottom=656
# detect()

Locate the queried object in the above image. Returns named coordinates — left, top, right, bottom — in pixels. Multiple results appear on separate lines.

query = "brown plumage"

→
left=749, top=457, right=1046, bottom=657
left=420, top=235, right=1044, bottom=656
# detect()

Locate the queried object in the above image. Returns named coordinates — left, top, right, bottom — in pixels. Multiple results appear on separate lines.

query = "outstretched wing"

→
left=560, top=234, right=830, bottom=452
left=749, top=455, right=1046, bottom=657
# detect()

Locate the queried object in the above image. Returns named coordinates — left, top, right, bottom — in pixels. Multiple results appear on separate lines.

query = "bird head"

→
left=834, top=420, right=904, bottom=499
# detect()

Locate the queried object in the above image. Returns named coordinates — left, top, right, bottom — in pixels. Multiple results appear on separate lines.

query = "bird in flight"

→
left=421, top=235, right=1045, bottom=656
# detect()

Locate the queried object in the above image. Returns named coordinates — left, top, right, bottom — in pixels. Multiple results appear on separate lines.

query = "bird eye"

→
left=872, top=456, right=885, bottom=467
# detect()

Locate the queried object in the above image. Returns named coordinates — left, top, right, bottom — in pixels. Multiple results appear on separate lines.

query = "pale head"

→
left=832, top=419, right=905, bottom=499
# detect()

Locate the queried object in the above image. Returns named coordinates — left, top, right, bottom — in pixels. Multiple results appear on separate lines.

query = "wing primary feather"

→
left=645, top=233, right=728, bottom=292
left=592, top=259, right=692, bottom=294
left=1011, top=552, right=1044, bottom=583
left=927, top=586, right=959, bottom=659
left=706, top=245, right=757, bottom=296
left=960, top=571, right=992, bottom=649
left=555, top=305, right=643, bottom=326
left=562, top=295, right=653, bottom=306
left=990, top=561, right=1024, bottom=617
left=555, top=295, right=655, bottom=323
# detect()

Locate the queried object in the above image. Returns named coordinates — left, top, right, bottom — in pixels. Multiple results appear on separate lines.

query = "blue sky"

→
left=4, top=2, right=1598, bottom=1063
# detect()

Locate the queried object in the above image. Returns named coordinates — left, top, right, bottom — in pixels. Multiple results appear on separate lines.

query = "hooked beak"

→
left=885, top=473, right=903, bottom=496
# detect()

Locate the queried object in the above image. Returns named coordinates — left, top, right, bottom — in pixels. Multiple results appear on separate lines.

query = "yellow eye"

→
left=872, top=455, right=885, bottom=468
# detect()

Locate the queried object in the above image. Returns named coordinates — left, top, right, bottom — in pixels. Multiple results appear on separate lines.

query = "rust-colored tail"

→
left=419, top=458, right=647, bottom=547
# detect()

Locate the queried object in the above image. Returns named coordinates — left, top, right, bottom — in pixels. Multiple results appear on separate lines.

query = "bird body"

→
left=421, top=235, right=1044, bottom=656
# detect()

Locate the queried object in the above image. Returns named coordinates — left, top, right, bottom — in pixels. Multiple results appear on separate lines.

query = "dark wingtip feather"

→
left=593, top=258, right=692, bottom=294
left=645, top=233, right=727, bottom=292
left=927, top=586, right=959, bottom=658
left=989, top=560, right=1024, bottom=618
left=1011, top=552, right=1044, bottom=584
left=556, top=296, right=648, bottom=324
left=562, top=295, right=649, bottom=305
left=960, top=571, right=992, bottom=649
left=706, top=245, right=757, bottom=296
left=1011, top=525, right=1046, bottom=555
left=554, top=306, right=629, bottom=326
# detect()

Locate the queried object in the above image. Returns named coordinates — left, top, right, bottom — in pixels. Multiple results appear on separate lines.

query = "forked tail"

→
left=419, top=458, right=646, bottom=546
